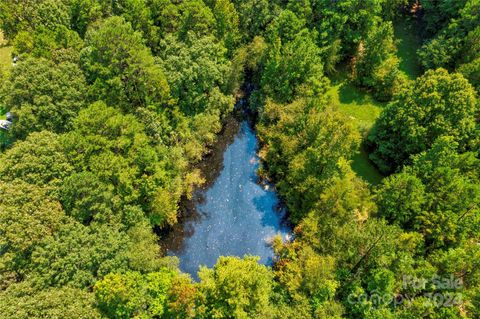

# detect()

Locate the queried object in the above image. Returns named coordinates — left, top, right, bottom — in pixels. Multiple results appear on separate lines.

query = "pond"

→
left=162, top=113, right=290, bottom=279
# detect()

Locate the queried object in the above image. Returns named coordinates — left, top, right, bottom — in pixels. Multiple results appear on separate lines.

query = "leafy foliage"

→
left=368, top=68, right=478, bottom=173
left=1, top=0, right=479, bottom=318
left=81, top=16, right=170, bottom=111
left=4, top=58, right=87, bottom=139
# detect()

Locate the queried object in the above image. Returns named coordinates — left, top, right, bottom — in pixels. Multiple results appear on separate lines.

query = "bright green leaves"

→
left=376, top=137, right=480, bottom=249
left=158, top=34, right=233, bottom=116
left=0, top=180, right=66, bottom=275
left=197, top=256, right=275, bottom=319
left=368, top=68, right=478, bottom=173
left=61, top=101, right=183, bottom=227
left=81, top=16, right=171, bottom=111
left=4, top=58, right=87, bottom=139
left=261, top=30, right=328, bottom=104
left=354, top=21, right=406, bottom=101
left=95, top=269, right=178, bottom=318
left=0, top=131, right=73, bottom=191
left=258, top=99, right=360, bottom=221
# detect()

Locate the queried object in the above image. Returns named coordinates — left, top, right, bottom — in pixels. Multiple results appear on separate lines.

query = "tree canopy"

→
left=368, top=68, right=478, bottom=173
left=0, top=0, right=479, bottom=318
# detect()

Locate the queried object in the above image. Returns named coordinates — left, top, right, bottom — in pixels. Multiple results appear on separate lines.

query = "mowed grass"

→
left=327, top=72, right=385, bottom=185
left=394, top=18, right=422, bottom=80
left=324, top=19, right=421, bottom=185
left=0, top=31, right=12, bottom=121
left=0, top=31, right=13, bottom=70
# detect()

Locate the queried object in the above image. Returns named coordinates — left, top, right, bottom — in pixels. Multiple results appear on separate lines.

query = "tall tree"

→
left=4, top=58, right=87, bottom=139
left=0, top=131, right=73, bottom=191
left=81, top=16, right=171, bottom=111
left=197, top=256, right=275, bottom=318
left=368, top=68, right=478, bottom=173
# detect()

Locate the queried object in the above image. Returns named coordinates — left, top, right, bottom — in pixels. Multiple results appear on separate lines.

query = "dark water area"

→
left=162, top=112, right=291, bottom=279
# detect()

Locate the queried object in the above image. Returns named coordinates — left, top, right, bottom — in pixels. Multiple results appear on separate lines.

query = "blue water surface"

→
left=165, top=121, right=290, bottom=278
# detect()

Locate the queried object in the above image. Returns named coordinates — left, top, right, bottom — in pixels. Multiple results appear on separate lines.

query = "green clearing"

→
left=325, top=18, right=422, bottom=185
left=0, top=31, right=11, bottom=121
left=394, top=18, right=422, bottom=79
left=0, top=31, right=13, bottom=70
left=327, top=73, right=385, bottom=185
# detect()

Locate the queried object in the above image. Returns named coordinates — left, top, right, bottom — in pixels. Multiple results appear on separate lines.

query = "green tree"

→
left=231, top=0, right=278, bottom=42
left=158, top=34, right=234, bottom=116
left=13, top=25, right=83, bottom=63
left=0, top=131, right=73, bottom=191
left=266, top=10, right=306, bottom=45
left=197, top=256, right=275, bottom=319
left=0, top=283, right=100, bottom=319
left=418, top=0, right=480, bottom=71
left=376, top=137, right=480, bottom=249
left=68, top=0, right=112, bottom=37
left=261, top=30, right=328, bottom=103
left=60, top=172, right=113, bottom=224
left=4, top=58, right=87, bottom=139
left=0, top=180, right=66, bottom=276
left=112, top=0, right=157, bottom=49
left=368, top=68, right=478, bottom=173
left=458, top=57, right=480, bottom=92
left=375, top=172, right=426, bottom=229
left=29, top=222, right=133, bottom=289
left=95, top=269, right=178, bottom=318
left=354, top=21, right=406, bottom=101
left=258, top=98, right=360, bottom=221
left=81, top=16, right=171, bottom=111
left=61, top=101, right=184, bottom=227
left=312, top=0, right=384, bottom=57
left=0, top=0, right=70, bottom=40
left=212, top=0, right=241, bottom=53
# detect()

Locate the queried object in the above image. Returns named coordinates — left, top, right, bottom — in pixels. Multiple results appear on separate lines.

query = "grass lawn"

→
left=327, top=72, right=385, bottom=185
left=394, top=18, right=422, bottom=80
left=0, top=31, right=11, bottom=121
left=324, top=18, right=421, bottom=185
left=0, top=31, right=13, bottom=70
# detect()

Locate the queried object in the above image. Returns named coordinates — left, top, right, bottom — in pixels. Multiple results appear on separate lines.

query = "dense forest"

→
left=0, top=0, right=479, bottom=318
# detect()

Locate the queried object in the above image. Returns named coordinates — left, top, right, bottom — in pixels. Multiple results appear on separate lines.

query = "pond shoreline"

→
left=159, top=91, right=291, bottom=278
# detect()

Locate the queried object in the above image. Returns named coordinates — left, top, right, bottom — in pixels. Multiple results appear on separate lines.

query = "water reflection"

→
left=162, top=118, right=290, bottom=278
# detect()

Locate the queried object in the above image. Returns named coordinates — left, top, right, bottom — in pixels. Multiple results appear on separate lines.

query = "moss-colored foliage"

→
left=354, top=21, right=407, bottom=101
left=261, top=29, right=329, bottom=104
left=258, top=97, right=360, bottom=222
left=0, top=131, right=73, bottom=190
left=0, top=284, right=101, bottom=319
left=418, top=0, right=480, bottom=73
left=0, top=180, right=66, bottom=275
left=377, top=137, right=480, bottom=249
left=158, top=34, right=233, bottom=116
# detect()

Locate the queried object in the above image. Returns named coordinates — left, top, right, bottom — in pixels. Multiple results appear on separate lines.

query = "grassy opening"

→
left=0, top=31, right=13, bottom=70
left=327, top=72, right=385, bottom=185
left=394, top=17, right=422, bottom=80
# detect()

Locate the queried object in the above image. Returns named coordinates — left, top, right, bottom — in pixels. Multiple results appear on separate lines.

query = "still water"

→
left=163, top=116, right=290, bottom=278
